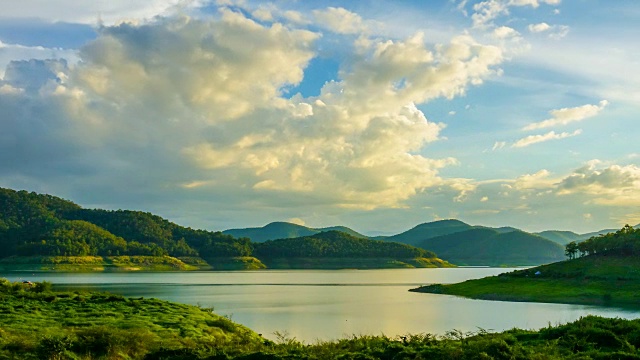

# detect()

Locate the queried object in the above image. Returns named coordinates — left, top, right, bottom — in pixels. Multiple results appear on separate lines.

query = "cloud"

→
left=493, top=26, right=519, bottom=39
left=523, top=100, right=608, bottom=131
left=492, top=141, right=507, bottom=150
left=512, top=169, right=556, bottom=190
left=471, top=0, right=561, bottom=28
left=287, top=217, right=306, bottom=226
left=312, top=7, right=366, bottom=34
left=528, top=22, right=569, bottom=39
left=557, top=163, right=640, bottom=206
left=0, top=7, right=505, bottom=214
left=0, top=40, right=78, bottom=77
left=512, top=129, right=582, bottom=147
left=0, top=0, right=187, bottom=24
left=528, top=22, right=551, bottom=33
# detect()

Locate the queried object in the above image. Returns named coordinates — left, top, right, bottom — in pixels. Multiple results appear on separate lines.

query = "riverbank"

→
left=0, top=255, right=206, bottom=272
left=259, top=256, right=454, bottom=269
left=0, top=255, right=453, bottom=271
left=411, top=253, right=640, bottom=307
left=3, top=277, right=640, bottom=359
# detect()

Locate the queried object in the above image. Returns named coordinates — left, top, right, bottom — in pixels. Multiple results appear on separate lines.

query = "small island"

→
left=411, top=225, right=640, bottom=307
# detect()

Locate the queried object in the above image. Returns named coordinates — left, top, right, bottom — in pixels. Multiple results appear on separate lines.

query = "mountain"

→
left=579, top=228, right=622, bottom=240
left=414, top=228, right=565, bottom=266
left=381, top=219, right=474, bottom=246
left=536, top=226, right=637, bottom=245
left=534, top=230, right=583, bottom=245
left=223, top=222, right=368, bottom=242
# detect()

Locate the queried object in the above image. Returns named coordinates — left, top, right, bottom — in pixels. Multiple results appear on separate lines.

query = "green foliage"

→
left=0, top=187, right=453, bottom=270
left=0, top=187, right=257, bottom=261
left=416, top=228, right=565, bottom=266
left=570, top=224, right=640, bottom=257
left=254, top=231, right=435, bottom=260
left=415, top=228, right=640, bottom=306
left=385, top=219, right=473, bottom=246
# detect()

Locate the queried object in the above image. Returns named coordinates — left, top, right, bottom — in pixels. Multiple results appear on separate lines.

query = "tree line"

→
left=564, top=224, right=639, bottom=259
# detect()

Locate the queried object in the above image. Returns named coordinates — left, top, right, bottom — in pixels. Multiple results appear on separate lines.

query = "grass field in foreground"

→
left=4, top=277, right=640, bottom=359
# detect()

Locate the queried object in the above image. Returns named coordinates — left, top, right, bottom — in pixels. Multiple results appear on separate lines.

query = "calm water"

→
left=3, top=268, right=640, bottom=342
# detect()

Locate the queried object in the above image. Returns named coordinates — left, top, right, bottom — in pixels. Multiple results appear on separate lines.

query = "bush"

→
left=33, top=280, right=53, bottom=293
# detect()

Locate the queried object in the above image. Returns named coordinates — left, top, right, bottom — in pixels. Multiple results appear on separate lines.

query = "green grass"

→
left=204, top=256, right=267, bottom=270
left=0, top=278, right=264, bottom=359
left=0, top=255, right=456, bottom=272
left=260, top=257, right=455, bottom=269
left=0, top=255, right=212, bottom=272
left=411, top=253, right=640, bottom=307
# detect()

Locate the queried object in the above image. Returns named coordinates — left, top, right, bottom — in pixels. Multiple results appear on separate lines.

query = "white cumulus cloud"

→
left=312, top=7, right=366, bottom=34
left=528, top=22, right=551, bottom=33
left=557, top=163, right=640, bottom=207
left=523, top=100, right=608, bottom=131
left=471, top=0, right=561, bottom=28
left=512, top=129, right=582, bottom=147
left=0, top=6, right=505, bottom=213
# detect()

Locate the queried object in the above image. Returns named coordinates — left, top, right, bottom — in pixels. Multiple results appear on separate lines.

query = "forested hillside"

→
left=384, top=219, right=473, bottom=246
left=0, top=188, right=252, bottom=260
left=254, top=231, right=435, bottom=259
left=415, top=228, right=565, bottom=265
left=253, top=231, right=450, bottom=269
left=0, top=187, right=449, bottom=269
left=413, top=225, right=640, bottom=306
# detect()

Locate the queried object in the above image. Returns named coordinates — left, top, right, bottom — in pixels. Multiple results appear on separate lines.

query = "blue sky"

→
left=0, top=0, right=638, bottom=235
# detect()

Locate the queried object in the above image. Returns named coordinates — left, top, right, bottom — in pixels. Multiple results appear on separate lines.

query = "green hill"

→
left=535, top=228, right=629, bottom=245
left=412, top=225, right=640, bottom=306
left=384, top=219, right=474, bottom=246
left=223, top=221, right=368, bottom=242
left=414, top=228, right=565, bottom=266
left=0, top=187, right=452, bottom=270
left=0, top=188, right=252, bottom=264
left=534, top=230, right=583, bottom=245
left=253, top=231, right=454, bottom=269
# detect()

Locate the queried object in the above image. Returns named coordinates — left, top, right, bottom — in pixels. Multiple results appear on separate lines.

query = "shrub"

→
left=33, top=280, right=53, bottom=293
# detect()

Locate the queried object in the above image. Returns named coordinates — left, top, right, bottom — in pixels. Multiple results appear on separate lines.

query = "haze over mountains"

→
left=224, top=220, right=629, bottom=247
left=222, top=222, right=368, bottom=242
left=224, top=220, right=637, bottom=266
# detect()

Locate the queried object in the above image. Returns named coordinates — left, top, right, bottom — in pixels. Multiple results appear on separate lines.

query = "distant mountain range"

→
left=1, top=185, right=633, bottom=267
left=223, top=222, right=368, bottom=242
left=224, top=219, right=632, bottom=246
left=533, top=229, right=622, bottom=245
left=224, top=219, right=637, bottom=266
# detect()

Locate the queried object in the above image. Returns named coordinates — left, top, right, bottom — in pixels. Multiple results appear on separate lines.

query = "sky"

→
left=1, top=0, right=639, bottom=235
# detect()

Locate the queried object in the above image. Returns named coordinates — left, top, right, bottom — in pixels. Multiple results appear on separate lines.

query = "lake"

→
left=3, top=268, right=639, bottom=342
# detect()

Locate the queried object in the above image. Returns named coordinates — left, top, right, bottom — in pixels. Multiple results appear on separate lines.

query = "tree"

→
left=564, top=241, right=578, bottom=260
